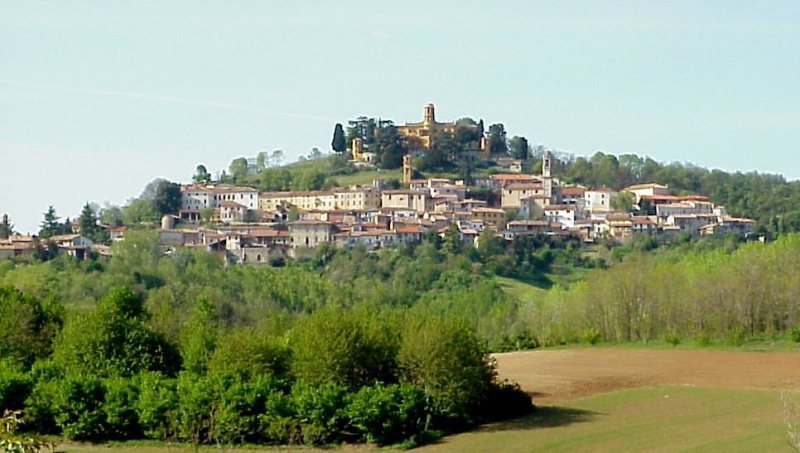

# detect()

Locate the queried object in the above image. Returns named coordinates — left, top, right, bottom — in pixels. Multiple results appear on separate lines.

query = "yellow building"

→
left=259, top=188, right=381, bottom=212
left=396, top=103, right=484, bottom=152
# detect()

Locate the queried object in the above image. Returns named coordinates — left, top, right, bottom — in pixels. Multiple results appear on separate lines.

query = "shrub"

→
left=50, top=375, right=107, bottom=440
left=207, top=328, right=291, bottom=382
left=290, top=309, right=398, bottom=388
left=581, top=328, right=602, bottom=345
left=136, top=372, right=177, bottom=441
left=664, top=329, right=681, bottom=347
left=398, top=316, right=495, bottom=426
left=102, top=378, right=141, bottom=440
left=345, top=383, right=427, bottom=445
left=695, top=330, right=714, bottom=347
left=290, top=380, right=350, bottom=445
left=728, top=327, right=747, bottom=347
left=791, top=326, right=800, bottom=343
left=0, top=359, right=32, bottom=411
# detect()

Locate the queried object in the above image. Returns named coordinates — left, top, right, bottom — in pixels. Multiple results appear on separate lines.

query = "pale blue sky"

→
left=2, top=1, right=799, bottom=233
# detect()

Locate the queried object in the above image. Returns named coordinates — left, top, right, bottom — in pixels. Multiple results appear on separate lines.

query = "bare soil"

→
left=495, top=347, right=800, bottom=404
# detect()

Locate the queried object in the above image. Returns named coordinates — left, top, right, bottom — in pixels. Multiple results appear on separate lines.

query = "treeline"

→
left=519, top=234, right=800, bottom=346
left=0, top=232, right=540, bottom=446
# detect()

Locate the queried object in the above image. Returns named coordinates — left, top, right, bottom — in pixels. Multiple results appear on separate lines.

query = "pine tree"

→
left=39, top=206, right=63, bottom=239
left=0, top=214, right=13, bottom=239
left=78, top=202, right=99, bottom=241
left=332, top=123, right=347, bottom=153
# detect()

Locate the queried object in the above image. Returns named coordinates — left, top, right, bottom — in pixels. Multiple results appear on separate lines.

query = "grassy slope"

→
left=419, top=386, right=790, bottom=453
left=60, top=386, right=792, bottom=453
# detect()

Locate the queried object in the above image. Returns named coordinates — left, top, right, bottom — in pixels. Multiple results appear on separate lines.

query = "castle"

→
left=351, top=103, right=486, bottom=161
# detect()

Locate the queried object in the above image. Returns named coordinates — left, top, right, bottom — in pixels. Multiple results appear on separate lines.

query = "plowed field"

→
left=495, top=348, right=800, bottom=403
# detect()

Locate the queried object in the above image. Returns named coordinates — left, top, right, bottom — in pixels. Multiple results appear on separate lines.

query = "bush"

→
left=207, top=328, right=291, bottom=381
left=728, top=327, right=747, bottom=347
left=695, top=330, right=714, bottom=347
left=50, top=375, right=107, bottom=440
left=791, top=326, right=800, bottom=343
left=398, top=316, right=495, bottom=425
left=291, top=309, right=398, bottom=388
left=0, top=359, right=32, bottom=411
left=136, top=372, right=177, bottom=441
left=290, top=380, right=350, bottom=445
left=345, top=383, right=427, bottom=445
left=664, top=329, right=681, bottom=347
left=581, top=328, right=602, bottom=345
left=102, top=378, right=141, bottom=440
left=479, top=380, right=533, bottom=421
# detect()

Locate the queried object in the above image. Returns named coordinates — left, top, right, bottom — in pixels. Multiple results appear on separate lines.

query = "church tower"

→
left=542, top=149, right=552, bottom=178
left=542, top=149, right=553, bottom=199
left=403, top=154, right=413, bottom=184
left=423, top=103, right=436, bottom=126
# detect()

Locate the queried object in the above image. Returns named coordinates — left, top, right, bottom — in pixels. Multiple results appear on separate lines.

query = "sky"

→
left=2, top=1, right=799, bottom=234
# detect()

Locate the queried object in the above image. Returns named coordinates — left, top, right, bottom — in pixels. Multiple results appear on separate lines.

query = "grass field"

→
left=421, top=386, right=790, bottom=453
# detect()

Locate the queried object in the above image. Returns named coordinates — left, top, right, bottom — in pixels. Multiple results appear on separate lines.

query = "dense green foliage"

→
left=519, top=234, right=800, bottom=346
left=0, top=234, right=538, bottom=446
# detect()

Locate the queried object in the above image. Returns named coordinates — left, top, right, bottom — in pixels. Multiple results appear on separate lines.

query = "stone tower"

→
left=542, top=149, right=552, bottom=178
left=403, top=154, right=413, bottom=184
left=351, top=137, right=363, bottom=161
left=423, top=103, right=436, bottom=126
left=542, top=149, right=553, bottom=199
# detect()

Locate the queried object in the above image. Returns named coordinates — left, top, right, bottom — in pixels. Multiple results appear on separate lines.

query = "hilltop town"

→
left=1, top=104, right=757, bottom=264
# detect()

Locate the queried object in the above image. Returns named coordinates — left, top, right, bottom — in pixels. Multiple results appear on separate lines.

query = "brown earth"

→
left=495, top=348, right=800, bottom=404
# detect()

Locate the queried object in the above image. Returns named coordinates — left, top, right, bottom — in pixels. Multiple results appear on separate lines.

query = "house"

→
left=544, top=205, right=577, bottom=229
left=501, top=183, right=546, bottom=209
left=471, top=207, right=507, bottom=229
left=50, top=234, right=93, bottom=260
left=288, top=220, right=336, bottom=254
left=219, top=201, right=249, bottom=223
left=584, top=188, right=615, bottom=213
left=623, top=183, right=669, bottom=204
left=381, top=190, right=431, bottom=213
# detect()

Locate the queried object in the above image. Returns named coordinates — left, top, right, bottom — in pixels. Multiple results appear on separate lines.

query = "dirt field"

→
left=495, top=347, right=800, bottom=404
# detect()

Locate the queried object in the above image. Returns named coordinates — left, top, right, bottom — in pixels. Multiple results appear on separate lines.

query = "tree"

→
left=612, top=191, right=636, bottom=213
left=488, top=123, right=507, bottom=155
left=192, top=165, right=212, bottom=184
left=38, top=206, right=64, bottom=239
left=228, top=158, right=249, bottom=182
left=271, top=149, right=285, bottom=167
left=0, top=214, right=14, bottom=239
left=256, top=151, right=269, bottom=171
left=509, top=136, right=529, bottom=160
left=52, top=287, right=180, bottom=377
left=307, top=147, right=323, bottom=160
left=331, top=123, right=347, bottom=153
left=77, top=203, right=99, bottom=241
left=152, top=181, right=181, bottom=217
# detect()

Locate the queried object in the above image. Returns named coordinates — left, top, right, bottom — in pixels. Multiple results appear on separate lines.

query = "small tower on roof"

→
left=423, top=103, right=436, bottom=126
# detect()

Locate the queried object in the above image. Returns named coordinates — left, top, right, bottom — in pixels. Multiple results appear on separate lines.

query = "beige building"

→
left=396, top=103, right=483, bottom=152
left=259, top=187, right=380, bottom=212
left=381, top=190, right=432, bottom=214
left=288, top=220, right=336, bottom=251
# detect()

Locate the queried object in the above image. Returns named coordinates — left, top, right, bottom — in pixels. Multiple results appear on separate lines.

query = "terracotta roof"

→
left=492, top=174, right=536, bottom=181
left=219, top=201, right=246, bottom=208
left=505, top=183, right=543, bottom=191
left=623, top=183, right=668, bottom=191
left=560, top=187, right=586, bottom=196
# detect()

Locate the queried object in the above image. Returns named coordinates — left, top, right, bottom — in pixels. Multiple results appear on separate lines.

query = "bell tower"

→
left=403, top=155, right=413, bottom=184
left=423, top=103, right=435, bottom=126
